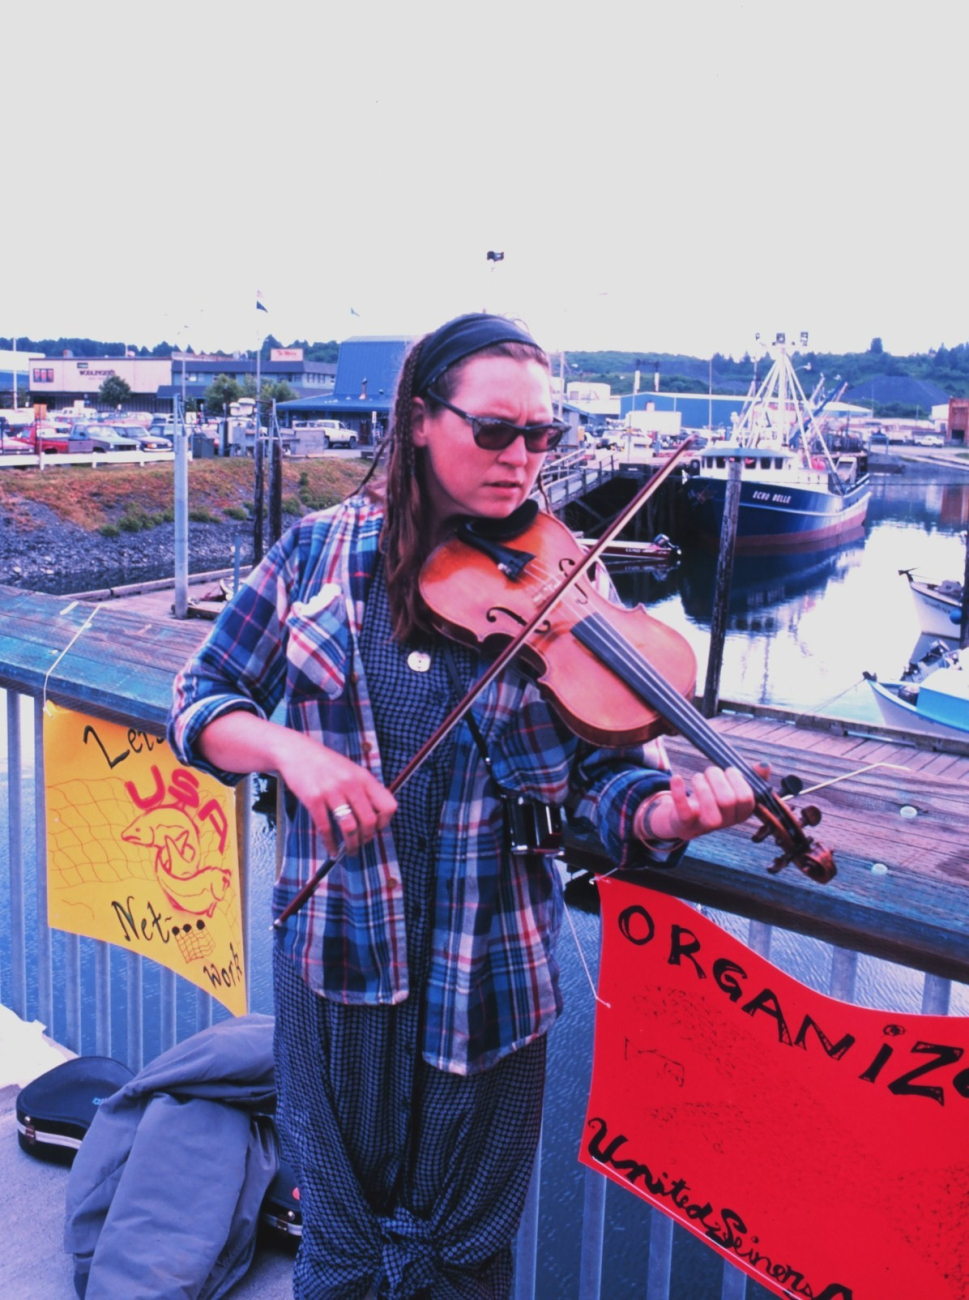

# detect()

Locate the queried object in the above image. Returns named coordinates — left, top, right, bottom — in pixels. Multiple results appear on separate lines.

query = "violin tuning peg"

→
left=800, top=804, right=822, bottom=828
left=780, top=774, right=803, bottom=796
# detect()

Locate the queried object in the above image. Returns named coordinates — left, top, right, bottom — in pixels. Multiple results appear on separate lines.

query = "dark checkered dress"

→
left=274, top=565, right=547, bottom=1299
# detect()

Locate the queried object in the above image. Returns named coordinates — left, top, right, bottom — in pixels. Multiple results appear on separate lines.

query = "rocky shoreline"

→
left=0, top=499, right=278, bottom=595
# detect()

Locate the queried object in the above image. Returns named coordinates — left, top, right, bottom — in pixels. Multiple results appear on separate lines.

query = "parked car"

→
left=70, top=423, right=140, bottom=452
left=112, top=421, right=172, bottom=451
left=913, top=433, right=944, bottom=447
left=0, top=431, right=34, bottom=454
left=135, top=432, right=173, bottom=451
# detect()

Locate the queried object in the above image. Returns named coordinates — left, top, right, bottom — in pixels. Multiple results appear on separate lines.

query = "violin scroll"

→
left=751, top=802, right=836, bottom=884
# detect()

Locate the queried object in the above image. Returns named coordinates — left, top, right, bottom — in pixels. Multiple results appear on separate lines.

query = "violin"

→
left=275, top=447, right=833, bottom=929
left=419, top=505, right=836, bottom=885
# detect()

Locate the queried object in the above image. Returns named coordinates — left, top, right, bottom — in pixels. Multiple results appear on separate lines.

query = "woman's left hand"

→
left=635, top=765, right=760, bottom=844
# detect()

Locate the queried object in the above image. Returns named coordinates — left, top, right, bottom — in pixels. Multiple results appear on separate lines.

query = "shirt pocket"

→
left=284, top=584, right=349, bottom=700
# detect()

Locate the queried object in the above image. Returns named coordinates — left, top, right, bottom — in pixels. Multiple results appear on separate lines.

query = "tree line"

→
left=0, top=334, right=340, bottom=364
left=566, top=338, right=969, bottom=402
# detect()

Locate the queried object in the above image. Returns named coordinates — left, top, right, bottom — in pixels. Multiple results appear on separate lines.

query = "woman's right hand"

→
left=277, top=734, right=397, bottom=857
left=198, top=712, right=396, bottom=857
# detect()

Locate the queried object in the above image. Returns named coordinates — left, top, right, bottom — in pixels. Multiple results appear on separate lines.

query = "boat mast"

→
left=732, top=334, right=841, bottom=484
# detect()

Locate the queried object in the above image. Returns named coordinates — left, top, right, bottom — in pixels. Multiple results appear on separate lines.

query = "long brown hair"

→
left=369, top=335, right=549, bottom=642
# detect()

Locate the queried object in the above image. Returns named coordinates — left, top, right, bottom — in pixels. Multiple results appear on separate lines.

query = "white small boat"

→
left=864, top=643, right=969, bottom=739
left=899, top=569, right=963, bottom=638
left=577, top=533, right=680, bottom=567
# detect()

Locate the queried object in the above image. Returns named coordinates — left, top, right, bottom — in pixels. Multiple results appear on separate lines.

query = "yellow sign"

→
left=44, top=704, right=246, bottom=1015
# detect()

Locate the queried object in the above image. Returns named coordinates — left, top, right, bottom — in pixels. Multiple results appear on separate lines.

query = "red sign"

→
left=270, top=347, right=303, bottom=362
left=580, top=879, right=969, bottom=1299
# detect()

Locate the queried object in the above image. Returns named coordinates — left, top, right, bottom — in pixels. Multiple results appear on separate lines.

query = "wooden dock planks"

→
left=663, top=714, right=969, bottom=889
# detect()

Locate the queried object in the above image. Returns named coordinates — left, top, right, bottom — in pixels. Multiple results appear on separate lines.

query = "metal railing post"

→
left=6, top=691, right=26, bottom=1018
left=159, top=968, right=177, bottom=1054
left=921, top=973, right=951, bottom=1016
left=720, top=1263, right=748, bottom=1298
left=34, top=696, right=52, bottom=1032
left=174, top=398, right=189, bottom=618
left=513, top=1121, right=543, bottom=1300
left=646, top=1207, right=673, bottom=1300
left=577, top=1168, right=607, bottom=1300
left=747, top=919, right=772, bottom=959
left=64, top=933, right=81, bottom=1053
left=126, top=950, right=143, bottom=1073
left=829, top=946, right=859, bottom=1002
left=239, top=777, right=253, bottom=1007
left=94, top=942, right=111, bottom=1056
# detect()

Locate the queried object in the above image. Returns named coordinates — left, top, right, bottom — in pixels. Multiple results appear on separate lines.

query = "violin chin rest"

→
left=458, top=499, right=539, bottom=541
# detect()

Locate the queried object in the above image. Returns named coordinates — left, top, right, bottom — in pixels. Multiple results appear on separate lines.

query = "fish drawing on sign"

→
left=121, top=805, right=230, bottom=916
left=156, top=834, right=232, bottom=917
left=121, top=807, right=200, bottom=873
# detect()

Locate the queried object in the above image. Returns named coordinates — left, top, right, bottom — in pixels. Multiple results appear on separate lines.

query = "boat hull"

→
left=866, top=676, right=969, bottom=741
left=907, top=580, right=962, bottom=638
left=686, top=474, right=870, bottom=551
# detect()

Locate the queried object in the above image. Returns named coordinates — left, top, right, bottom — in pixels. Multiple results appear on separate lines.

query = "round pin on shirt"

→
left=407, top=650, right=432, bottom=673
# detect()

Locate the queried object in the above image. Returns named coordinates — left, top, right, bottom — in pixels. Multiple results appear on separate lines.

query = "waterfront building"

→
left=24, top=351, right=336, bottom=414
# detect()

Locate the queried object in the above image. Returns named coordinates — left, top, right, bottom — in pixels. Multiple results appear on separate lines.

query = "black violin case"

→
left=16, top=1056, right=303, bottom=1243
left=259, top=1158, right=302, bottom=1244
left=16, top=1055, right=135, bottom=1165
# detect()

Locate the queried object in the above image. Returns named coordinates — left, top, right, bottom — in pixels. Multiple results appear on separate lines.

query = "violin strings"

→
left=497, top=550, right=780, bottom=807
left=579, top=612, right=774, bottom=798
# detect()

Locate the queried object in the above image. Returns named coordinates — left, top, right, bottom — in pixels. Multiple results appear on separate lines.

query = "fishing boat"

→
left=864, top=641, right=969, bottom=740
left=683, top=337, right=870, bottom=551
left=899, top=569, right=963, bottom=638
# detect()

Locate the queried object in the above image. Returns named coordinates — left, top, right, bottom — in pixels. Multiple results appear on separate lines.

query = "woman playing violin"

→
left=168, top=313, right=757, bottom=1299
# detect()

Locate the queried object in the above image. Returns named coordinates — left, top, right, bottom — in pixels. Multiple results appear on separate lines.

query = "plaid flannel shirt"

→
left=168, top=497, right=679, bottom=1074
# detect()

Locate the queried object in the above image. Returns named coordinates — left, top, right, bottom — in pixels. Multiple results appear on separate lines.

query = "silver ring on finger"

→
left=331, top=803, right=354, bottom=821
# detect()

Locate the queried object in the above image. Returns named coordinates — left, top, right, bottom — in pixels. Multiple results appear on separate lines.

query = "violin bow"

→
left=274, top=440, right=696, bottom=926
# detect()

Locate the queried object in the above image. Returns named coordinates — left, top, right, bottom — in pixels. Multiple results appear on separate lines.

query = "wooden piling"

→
left=701, top=457, right=742, bottom=717
left=252, top=434, right=265, bottom=565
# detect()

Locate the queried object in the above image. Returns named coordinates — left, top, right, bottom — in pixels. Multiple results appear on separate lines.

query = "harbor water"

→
left=2, top=468, right=968, bottom=1296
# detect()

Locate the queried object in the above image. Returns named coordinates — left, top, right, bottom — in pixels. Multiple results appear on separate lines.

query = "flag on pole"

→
left=486, top=250, right=505, bottom=263
left=256, top=291, right=269, bottom=313
left=350, top=306, right=360, bottom=317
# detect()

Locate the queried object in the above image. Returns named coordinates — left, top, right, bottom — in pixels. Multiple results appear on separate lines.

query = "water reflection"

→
left=675, top=529, right=866, bottom=624
left=609, top=474, right=969, bottom=720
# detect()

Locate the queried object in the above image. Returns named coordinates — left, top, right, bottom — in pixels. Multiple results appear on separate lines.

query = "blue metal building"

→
left=277, top=336, right=413, bottom=441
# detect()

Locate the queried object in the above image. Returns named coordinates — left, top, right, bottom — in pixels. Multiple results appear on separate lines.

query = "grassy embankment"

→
left=0, top=457, right=367, bottom=535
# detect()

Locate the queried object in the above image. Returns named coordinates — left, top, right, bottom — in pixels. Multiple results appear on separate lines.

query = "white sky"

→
left=6, top=0, right=967, bottom=360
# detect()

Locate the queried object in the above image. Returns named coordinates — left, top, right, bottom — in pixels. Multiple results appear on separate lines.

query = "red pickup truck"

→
left=25, top=420, right=78, bottom=453
left=26, top=421, right=98, bottom=457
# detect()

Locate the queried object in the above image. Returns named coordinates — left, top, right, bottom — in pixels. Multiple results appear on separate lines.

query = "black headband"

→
left=412, top=313, right=541, bottom=395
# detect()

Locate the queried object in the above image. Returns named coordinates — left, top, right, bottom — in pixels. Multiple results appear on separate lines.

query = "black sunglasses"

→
left=425, top=391, right=568, bottom=453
